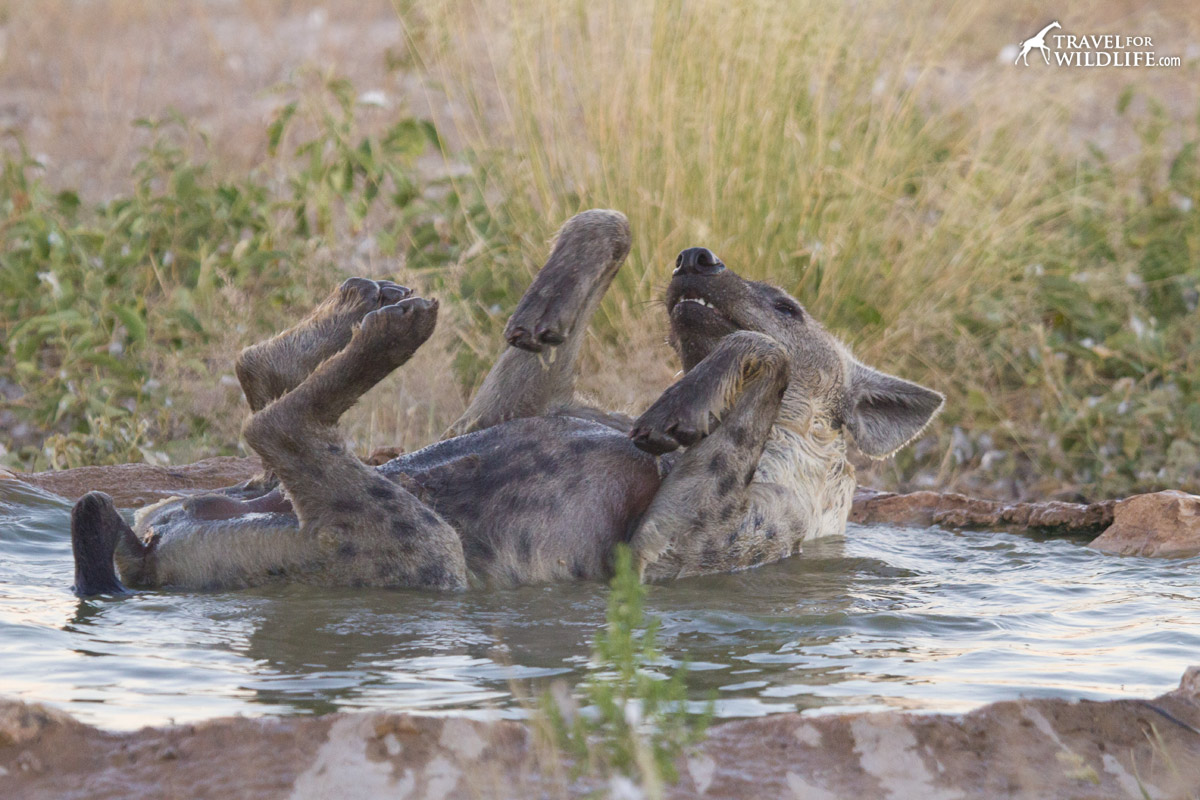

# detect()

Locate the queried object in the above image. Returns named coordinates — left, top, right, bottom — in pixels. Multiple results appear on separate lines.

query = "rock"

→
left=851, top=488, right=1115, bottom=535
left=1, top=457, right=262, bottom=509
left=1088, top=490, right=1200, bottom=558
left=2, top=667, right=1198, bottom=799
left=0, top=701, right=82, bottom=748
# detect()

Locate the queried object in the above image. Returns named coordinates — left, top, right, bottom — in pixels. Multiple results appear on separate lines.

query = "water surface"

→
left=2, top=478, right=1196, bottom=730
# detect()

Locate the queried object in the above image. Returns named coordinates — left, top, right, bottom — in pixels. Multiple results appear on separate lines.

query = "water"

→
left=2, top=478, right=1198, bottom=730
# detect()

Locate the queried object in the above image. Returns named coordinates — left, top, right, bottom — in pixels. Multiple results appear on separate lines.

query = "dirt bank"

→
left=3, top=667, right=1199, bottom=799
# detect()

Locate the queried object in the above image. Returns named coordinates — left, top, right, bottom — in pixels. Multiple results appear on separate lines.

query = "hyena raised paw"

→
left=236, top=277, right=414, bottom=411
left=504, top=209, right=631, bottom=352
left=297, top=277, right=415, bottom=359
left=629, top=381, right=717, bottom=455
left=352, top=296, right=440, bottom=370
left=324, top=277, right=413, bottom=327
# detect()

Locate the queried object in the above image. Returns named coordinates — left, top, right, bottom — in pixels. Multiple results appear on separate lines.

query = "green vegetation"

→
left=540, top=546, right=711, bottom=796
left=2, top=0, right=1198, bottom=502
left=0, top=77, right=466, bottom=468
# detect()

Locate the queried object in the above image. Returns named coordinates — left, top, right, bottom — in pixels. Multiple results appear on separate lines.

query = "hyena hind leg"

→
left=235, top=277, right=412, bottom=412
left=446, top=209, right=631, bottom=437
left=242, top=298, right=468, bottom=590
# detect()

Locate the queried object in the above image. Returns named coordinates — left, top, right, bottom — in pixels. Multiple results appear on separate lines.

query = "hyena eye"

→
left=774, top=300, right=803, bottom=320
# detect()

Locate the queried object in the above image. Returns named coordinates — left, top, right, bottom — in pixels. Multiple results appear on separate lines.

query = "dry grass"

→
left=412, top=0, right=1199, bottom=495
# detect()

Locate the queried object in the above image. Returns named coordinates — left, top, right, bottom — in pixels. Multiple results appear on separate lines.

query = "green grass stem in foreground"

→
left=539, top=546, right=711, bottom=797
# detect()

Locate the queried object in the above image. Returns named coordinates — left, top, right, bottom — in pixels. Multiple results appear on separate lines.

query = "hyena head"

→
left=666, top=247, right=943, bottom=471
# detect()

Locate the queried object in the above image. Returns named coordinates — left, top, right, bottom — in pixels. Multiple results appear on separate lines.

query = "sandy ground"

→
left=0, top=0, right=414, bottom=197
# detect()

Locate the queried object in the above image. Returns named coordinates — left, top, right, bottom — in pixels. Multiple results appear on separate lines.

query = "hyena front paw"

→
left=504, top=210, right=631, bottom=353
left=330, top=277, right=413, bottom=320
left=356, top=297, right=439, bottom=366
left=629, top=385, right=714, bottom=455
left=504, top=292, right=570, bottom=352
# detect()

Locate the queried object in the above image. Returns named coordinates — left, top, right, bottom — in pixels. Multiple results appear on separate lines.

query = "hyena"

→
left=70, top=210, right=942, bottom=594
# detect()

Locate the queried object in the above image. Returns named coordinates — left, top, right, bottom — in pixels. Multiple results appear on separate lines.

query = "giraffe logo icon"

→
left=1015, top=21, right=1061, bottom=65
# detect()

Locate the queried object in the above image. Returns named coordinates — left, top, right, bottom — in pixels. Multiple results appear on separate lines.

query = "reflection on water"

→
left=2, top=478, right=1198, bottom=730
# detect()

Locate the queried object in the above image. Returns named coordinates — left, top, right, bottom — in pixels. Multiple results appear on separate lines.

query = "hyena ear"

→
left=843, top=361, right=944, bottom=459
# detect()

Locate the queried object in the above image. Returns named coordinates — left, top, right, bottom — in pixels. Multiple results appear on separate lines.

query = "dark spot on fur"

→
left=717, top=473, right=738, bottom=495
left=568, top=439, right=592, bottom=455
left=731, top=427, right=750, bottom=448
left=708, top=453, right=729, bottom=475
left=509, top=439, right=540, bottom=457
left=327, top=443, right=342, bottom=454
left=419, top=508, right=440, bottom=526
left=752, top=511, right=765, bottom=527
left=418, top=564, right=451, bottom=587
left=368, top=483, right=395, bottom=500
left=726, top=530, right=739, bottom=545
left=391, top=518, right=416, bottom=538
left=376, top=563, right=394, bottom=580
left=517, top=530, right=534, bottom=560
left=571, top=560, right=589, bottom=579
left=765, top=527, right=778, bottom=540
left=466, top=536, right=496, bottom=563
left=331, top=498, right=361, bottom=514
left=720, top=503, right=736, bottom=522
left=338, top=542, right=357, bottom=557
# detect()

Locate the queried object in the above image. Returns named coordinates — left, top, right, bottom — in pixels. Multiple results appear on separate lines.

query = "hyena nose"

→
left=674, top=247, right=725, bottom=276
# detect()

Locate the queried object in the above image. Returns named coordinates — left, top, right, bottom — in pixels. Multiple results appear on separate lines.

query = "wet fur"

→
left=71, top=210, right=942, bottom=594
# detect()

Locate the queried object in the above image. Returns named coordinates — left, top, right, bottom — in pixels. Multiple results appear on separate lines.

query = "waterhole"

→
left=2, top=479, right=1196, bottom=730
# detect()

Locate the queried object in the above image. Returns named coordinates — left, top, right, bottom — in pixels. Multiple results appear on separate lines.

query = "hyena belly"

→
left=130, top=415, right=659, bottom=590
left=383, top=415, right=662, bottom=586
left=126, top=498, right=309, bottom=590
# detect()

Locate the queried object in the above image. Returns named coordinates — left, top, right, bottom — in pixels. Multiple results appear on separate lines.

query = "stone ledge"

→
left=3, top=668, right=1198, bottom=799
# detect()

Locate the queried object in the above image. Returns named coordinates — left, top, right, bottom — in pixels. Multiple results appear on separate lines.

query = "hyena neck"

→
left=756, top=420, right=856, bottom=540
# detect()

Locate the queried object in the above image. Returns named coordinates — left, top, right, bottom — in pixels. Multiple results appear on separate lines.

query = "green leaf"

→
left=112, top=305, right=147, bottom=343
left=267, top=102, right=298, bottom=157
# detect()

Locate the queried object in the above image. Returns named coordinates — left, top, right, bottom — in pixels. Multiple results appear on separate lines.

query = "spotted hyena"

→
left=70, top=210, right=942, bottom=594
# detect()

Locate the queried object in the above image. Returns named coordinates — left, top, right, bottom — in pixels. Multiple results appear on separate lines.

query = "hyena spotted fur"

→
left=71, top=210, right=942, bottom=594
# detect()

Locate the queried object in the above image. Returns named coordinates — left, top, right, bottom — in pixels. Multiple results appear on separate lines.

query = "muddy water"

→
left=2, top=478, right=1197, bottom=730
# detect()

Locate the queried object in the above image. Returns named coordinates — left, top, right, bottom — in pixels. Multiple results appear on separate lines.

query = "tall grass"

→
left=414, top=0, right=1200, bottom=498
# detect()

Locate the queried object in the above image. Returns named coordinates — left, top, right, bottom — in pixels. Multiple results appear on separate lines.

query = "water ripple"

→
left=1, top=481, right=1196, bottom=729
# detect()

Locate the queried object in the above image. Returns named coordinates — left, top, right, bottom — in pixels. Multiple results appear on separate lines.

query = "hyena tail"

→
left=71, top=492, right=135, bottom=596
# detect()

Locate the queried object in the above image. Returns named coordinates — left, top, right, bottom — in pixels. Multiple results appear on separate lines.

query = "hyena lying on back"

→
left=70, top=210, right=943, bottom=595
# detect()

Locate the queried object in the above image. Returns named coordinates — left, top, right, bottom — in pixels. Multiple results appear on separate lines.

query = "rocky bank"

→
left=2, top=668, right=1199, bottom=799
